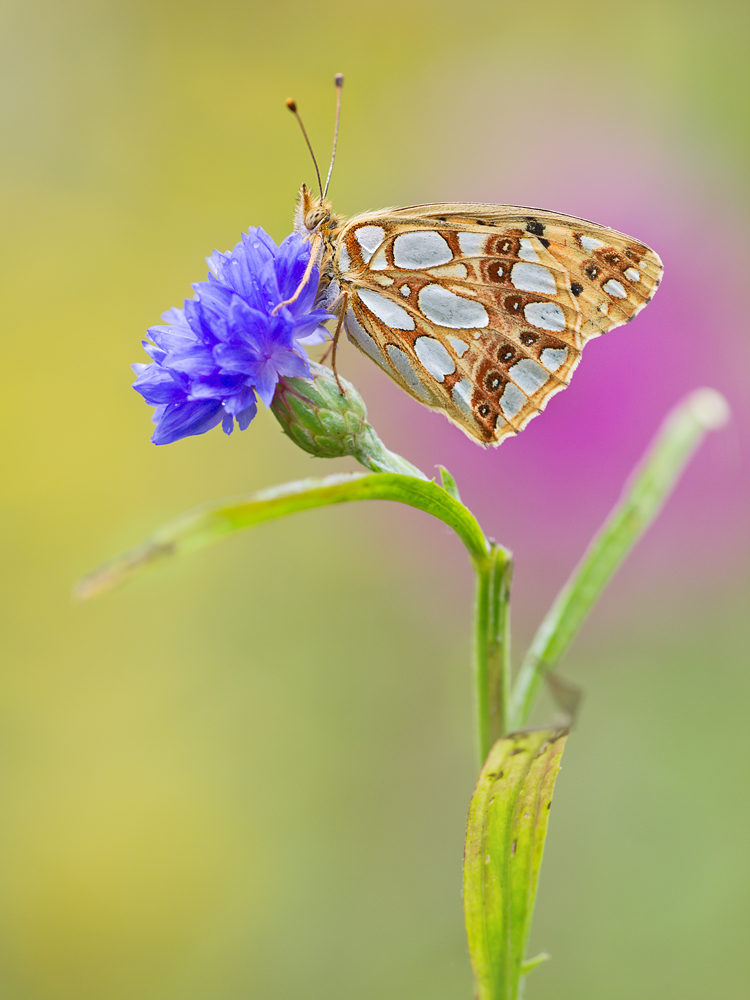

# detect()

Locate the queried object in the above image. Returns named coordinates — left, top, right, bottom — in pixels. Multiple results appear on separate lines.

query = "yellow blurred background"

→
left=1, top=1, right=748, bottom=997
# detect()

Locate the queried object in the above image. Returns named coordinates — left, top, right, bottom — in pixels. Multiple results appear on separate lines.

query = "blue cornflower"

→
left=133, top=228, right=331, bottom=444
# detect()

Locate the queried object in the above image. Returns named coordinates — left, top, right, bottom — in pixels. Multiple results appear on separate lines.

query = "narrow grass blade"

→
left=509, top=388, right=730, bottom=729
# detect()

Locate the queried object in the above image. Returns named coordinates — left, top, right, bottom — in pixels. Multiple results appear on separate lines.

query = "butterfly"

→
left=286, top=80, right=663, bottom=447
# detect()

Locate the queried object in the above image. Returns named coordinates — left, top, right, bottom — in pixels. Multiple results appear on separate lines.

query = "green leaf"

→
left=464, top=728, right=568, bottom=1000
left=509, top=387, right=730, bottom=729
left=75, top=472, right=489, bottom=599
left=437, top=465, right=461, bottom=502
left=520, top=952, right=550, bottom=976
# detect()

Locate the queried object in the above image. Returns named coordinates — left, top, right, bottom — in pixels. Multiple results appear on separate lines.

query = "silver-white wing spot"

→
left=499, top=382, right=525, bottom=418
left=338, top=244, right=351, bottom=272
left=602, top=279, right=627, bottom=298
left=358, top=288, right=416, bottom=331
left=355, top=225, right=386, bottom=262
left=523, top=301, right=566, bottom=332
left=624, top=267, right=640, bottom=282
left=418, top=284, right=489, bottom=329
left=540, top=347, right=568, bottom=371
left=510, top=262, right=556, bottom=295
left=414, top=336, right=456, bottom=382
left=452, top=377, right=474, bottom=417
left=447, top=335, right=469, bottom=356
left=369, top=246, right=388, bottom=270
left=518, top=238, right=540, bottom=262
left=509, top=358, right=550, bottom=394
left=393, top=231, right=453, bottom=268
left=386, top=344, right=432, bottom=401
left=457, top=232, right=488, bottom=255
left=580, top=235, right=604, bottom=251
left=346, top=311, right=388, bottom=368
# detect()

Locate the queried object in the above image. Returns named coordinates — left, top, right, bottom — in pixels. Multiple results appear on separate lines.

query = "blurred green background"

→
left=1, top=1, right=748, bottom=997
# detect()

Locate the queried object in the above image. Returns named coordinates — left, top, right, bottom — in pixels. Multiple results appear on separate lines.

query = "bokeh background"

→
left=1, top=1, right=748, bottom=997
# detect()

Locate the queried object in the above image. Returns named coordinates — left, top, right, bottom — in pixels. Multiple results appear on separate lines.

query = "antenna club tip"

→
left=334, top=73, right=344, bottom=87
left=285, top=98, right=297, bottom=112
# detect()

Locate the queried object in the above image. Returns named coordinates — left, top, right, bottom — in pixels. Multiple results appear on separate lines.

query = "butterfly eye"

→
left=304, top=206, right=328, bottom=230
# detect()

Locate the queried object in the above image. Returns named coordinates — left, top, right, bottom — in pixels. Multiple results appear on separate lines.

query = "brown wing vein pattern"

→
left=330, top=206, right=662, bottom=445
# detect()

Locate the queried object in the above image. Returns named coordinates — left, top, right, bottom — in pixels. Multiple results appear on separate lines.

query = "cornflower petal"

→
left=132, top=365, right=186, bottom=405
left=151, top=399, right=225, bottom=445
left=133, top=227, right=332, bottom=443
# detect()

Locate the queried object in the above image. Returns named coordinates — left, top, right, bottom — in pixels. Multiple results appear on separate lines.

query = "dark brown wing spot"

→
left=504, top=294, right=523, bottom=315
left=491, top=235, right=519, bottom=257
left=583, top=262, right=599, bottom=279
left=486, top=260, right=506, bottom=283
left=571, top=281, right=583, bottom=296
left=519, top=331, right=538, bottom=346
left=497, top=345, right=515, bottom=363
left=538, top=237, right=550, bottom=248
left=526, top=219, right=545, bottom=236
left=477, top=402, right=491, bottom=417
left=485, top=372, right=504, bottom=392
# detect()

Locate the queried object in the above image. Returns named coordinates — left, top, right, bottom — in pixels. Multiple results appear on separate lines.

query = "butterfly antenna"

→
left=323, top=73, right=344, bottom=199
left=286, top=97, right=323, bottom=198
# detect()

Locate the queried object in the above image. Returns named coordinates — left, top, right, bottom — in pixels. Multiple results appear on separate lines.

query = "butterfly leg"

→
left=330, top=293, right=348, bottom=393
left=318, top=289, right=346, bottom=364
left=271, top=233, right=323, bottom=315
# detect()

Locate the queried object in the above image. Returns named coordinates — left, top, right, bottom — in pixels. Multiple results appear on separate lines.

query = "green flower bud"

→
left=271, top=361, right=368, bottom=457
left=271, top=361, right=426, bottom=479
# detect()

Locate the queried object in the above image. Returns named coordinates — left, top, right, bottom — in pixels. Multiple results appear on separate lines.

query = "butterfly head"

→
left=294, top=184, right=342, bottom=240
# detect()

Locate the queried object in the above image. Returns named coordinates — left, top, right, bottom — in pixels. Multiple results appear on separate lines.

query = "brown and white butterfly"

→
left=286, top=83, right=663, bottom=447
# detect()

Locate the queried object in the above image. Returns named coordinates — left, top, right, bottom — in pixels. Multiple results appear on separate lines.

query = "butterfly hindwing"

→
left=328, top=203, right=662, bottom=445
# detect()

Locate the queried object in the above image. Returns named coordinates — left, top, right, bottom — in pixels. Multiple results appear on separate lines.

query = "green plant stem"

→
left=75, top=471, right=489, bottom=599
left=472, top=542, right=513, bottom=765
left=508, top=388, right=729, bottom=730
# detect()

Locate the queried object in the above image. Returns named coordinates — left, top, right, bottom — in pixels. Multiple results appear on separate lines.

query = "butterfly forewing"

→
left=328, top=203, right=662, bottom=445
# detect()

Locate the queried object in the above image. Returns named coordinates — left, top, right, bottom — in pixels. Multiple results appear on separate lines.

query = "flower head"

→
left=133, top=228, right=330, bottom=444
